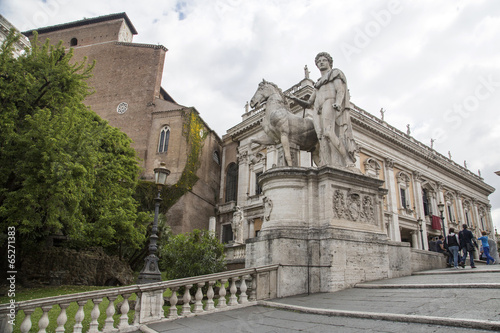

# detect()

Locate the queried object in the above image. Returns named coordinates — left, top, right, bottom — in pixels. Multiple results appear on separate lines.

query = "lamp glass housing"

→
left=154, top=163, right=170, bottom=186
left=437, top=202, right=445, bottom=214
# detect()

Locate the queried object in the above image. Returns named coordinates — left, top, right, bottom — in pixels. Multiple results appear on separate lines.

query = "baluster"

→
left=133, top=292, right=141, bottom=326
left=88, top=298, right=102, bottom=333
left=216, top=279, right=227, bottom=309
left=38, top=305, right=52, bottom=333
left=160, top=289, right=166, bottom=319
left=193, top=283, right=204, bottom=313
left=181, top=284, right=192, bottom=316
left=118, top=294, right=131, bottom=329
left=228, top=277, right=238, bottom=306
left=20, top=309, right=34, bottom=333
left=249, top=274, right=257, bottom=301
left=3, top=311, right=15, bottom=333
left=168, top=287, right=179, bottom=319
left=73, top=300, right=86, bottom=333
left=239, top=275, right=248, bottom=304
left=55, top=303, right=70, bottom=333
left=205, top=281, right=215, bottom=311
left=104, top=295, right=117, bottom=331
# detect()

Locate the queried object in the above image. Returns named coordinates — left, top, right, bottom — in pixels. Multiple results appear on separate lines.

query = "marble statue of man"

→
left=232, top=206, right=244, bottom=243
left=288, top=52, right=356, bottom=167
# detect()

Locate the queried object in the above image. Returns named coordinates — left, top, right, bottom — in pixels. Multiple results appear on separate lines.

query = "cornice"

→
left=350, top=106, right=494, bottom=195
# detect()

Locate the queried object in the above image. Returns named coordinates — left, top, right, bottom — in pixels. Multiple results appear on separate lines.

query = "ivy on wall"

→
left=135, top=109, right=207, bottom=214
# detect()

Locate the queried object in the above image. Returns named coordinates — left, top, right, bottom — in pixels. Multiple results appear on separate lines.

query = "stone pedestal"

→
left=246, top=166, right=412, bottom=297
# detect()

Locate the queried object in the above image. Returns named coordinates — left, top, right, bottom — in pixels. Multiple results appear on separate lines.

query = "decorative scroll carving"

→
left=237, top=151, right=248, bottom=164
left=385, top=158, right=394, bottom=169
left=364, top=158, right=381, bottom=178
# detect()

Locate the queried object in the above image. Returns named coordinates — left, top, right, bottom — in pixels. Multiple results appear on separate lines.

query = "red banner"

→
left=432, top=215, right=442, bottom=230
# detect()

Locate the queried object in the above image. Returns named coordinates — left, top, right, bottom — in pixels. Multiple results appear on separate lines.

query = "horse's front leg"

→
left=280, top=133, right=294, bottom=166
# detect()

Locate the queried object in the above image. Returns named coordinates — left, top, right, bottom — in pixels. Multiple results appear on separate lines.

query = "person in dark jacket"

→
left=446, top=227, right=461, bottom=269
left=459, top=224, right=478, bottom=269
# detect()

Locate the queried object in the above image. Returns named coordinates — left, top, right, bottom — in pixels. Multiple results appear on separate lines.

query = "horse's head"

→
left=250, top=79, right=279, bottom=108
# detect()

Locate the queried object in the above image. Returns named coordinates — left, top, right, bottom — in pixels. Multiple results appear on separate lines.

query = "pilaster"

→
left=384, top=158, right=400, bottom=241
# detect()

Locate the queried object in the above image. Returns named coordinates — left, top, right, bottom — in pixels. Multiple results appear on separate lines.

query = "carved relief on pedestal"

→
left=332, top=189, right=377, bottom=225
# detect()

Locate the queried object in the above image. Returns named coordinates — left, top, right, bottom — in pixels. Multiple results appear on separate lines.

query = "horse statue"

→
left=249, top=79, right=319, bottom=166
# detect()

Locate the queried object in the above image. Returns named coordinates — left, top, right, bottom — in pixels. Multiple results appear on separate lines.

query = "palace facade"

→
left=218, top=74, right=495, bottom=266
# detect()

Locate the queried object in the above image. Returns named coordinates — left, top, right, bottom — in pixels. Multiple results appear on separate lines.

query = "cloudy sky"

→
left=2, top=0, right=500, bottom=231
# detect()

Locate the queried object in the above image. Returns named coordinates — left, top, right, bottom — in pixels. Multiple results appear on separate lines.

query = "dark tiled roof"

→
left=22, top=12, right=138, bottom=37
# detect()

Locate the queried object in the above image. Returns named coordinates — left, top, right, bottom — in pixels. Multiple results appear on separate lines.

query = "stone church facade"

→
left=22, top=13, right=222, bottom=234
left=219, top=74, right=495, bottom=266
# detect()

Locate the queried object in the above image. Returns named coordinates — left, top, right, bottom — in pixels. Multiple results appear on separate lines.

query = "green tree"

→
left=159, top=229, right=226, bottom=280
left=0, top=31, right=147, bottom=255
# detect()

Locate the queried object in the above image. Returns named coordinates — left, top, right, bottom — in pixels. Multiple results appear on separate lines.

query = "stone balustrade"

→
left=0, top=264, right=279, bottom=333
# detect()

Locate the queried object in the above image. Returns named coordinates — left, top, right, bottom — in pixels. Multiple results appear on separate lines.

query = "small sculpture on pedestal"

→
left=232, top=206, right=244, bottom=244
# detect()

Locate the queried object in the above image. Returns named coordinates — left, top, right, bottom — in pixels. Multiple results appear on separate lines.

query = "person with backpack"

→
left=459, top=224, right=478, bottom=269
left=445, top=227, right=461, bottom=269
left=477, top=230, right=496, bottom=265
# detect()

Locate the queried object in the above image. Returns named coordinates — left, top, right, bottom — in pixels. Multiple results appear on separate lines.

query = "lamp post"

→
left=437, top=202, right=446, bottom=239
left=137, top=162, right=170, bottom=284
left=417, top=218, right=425, bottom=250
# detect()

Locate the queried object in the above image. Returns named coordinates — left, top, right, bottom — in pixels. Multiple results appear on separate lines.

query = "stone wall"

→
left=411, top=248, right=447, bottom=272
left=20, top=247, right=134, bottom=287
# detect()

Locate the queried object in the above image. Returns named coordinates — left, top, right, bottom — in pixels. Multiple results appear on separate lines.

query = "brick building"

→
left=23, top=13, right=222, bottom=234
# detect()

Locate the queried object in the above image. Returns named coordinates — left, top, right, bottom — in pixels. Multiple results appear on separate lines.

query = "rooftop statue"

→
left=288, top=52, right=357, bottom=168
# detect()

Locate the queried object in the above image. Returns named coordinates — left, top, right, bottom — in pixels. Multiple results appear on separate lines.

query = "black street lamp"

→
left=418, top=218, right=425, bottom=250
left=437, top=202, right=446, bottom=239
left=137, top=162, right=170, bottom=284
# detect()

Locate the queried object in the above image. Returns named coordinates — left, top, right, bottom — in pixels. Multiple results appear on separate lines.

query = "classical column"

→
left=384, top=158, right=401, bottom=241
left=455, top=191, right=465, bottom=225
left=209, top=216, right=216, bottom=232
left=248, top=219, right=255, bottom=239
left=471, top=199, right=480, bottom=230
left=237, top=148, right=249, bottom=203
left=411, top=231, right=418, bottom=249
left=413, top=171, right=427, bottom=250
left=486, top=205, right=495, bottom=237
left=436, top=182, right=448, bottom=231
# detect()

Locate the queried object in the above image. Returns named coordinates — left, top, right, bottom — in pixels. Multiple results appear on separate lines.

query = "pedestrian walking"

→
left=459, top=224, right=478, bottom=268
left=445, top=228, right=461, bottom=269
left=477, top=230, right=496, bottom=265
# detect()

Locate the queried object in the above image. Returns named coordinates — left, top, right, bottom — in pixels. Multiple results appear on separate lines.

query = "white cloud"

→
left=1, top=0, right=499, bottom=231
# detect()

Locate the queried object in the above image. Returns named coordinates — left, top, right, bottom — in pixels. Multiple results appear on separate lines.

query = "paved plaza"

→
left=141, top=263, right=500, bottom=333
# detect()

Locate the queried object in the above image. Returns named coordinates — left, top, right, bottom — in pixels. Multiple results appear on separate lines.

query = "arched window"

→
left=225, top=163, right=238, bottom=202
left=70, top=38, right=78, bottom=46
left=158, top=126, right=170, bottom=153
left=213, top=151, right=220, bottom=165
